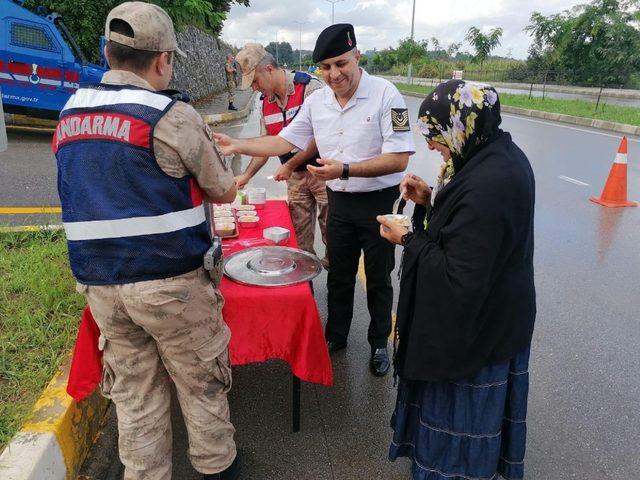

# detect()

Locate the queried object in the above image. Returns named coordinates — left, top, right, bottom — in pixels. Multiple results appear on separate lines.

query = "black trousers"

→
left=325, top=185, right=398, bottom=350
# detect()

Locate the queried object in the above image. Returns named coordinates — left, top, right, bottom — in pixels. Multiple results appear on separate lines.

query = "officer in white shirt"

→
left=214, top=24, right=415, bottom=376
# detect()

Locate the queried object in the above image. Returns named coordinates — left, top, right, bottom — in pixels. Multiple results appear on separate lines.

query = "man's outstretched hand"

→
left=212, top=132, right=238, bottom=156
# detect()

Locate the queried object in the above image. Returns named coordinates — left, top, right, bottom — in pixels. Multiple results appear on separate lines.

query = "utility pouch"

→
left=204, top=235, right=224, bottom=287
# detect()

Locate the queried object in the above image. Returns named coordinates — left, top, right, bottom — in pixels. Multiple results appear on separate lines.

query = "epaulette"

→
left=293, top=71, right=311, bottom=85
left=158, top=89, right=191, bottom=103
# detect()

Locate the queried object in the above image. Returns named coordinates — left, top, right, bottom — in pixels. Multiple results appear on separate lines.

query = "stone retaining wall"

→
left=171, top=26, right=235, bottom=101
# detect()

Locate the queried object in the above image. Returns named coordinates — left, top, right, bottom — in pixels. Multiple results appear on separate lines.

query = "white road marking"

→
left=559, top=175, right=590, bottom=186
left=501, top=114, right=640, bottom=142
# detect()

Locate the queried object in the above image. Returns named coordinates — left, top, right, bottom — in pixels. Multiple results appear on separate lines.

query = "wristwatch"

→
left=340, top=162, right=349, bottom=180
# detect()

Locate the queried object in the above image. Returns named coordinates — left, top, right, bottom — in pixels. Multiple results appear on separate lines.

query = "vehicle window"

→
left=10, top=23, right=58, bottom=52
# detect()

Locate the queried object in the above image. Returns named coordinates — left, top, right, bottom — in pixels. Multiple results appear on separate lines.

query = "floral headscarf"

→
left=417, top=80, right=501, bottom=206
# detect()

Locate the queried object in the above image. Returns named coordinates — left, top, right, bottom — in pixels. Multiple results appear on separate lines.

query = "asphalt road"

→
left=3, top=93, right=640, bottom=479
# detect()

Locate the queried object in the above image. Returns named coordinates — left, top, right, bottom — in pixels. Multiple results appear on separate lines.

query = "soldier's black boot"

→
left=228, top=103, right=238, bottom=111
left=370, top=347, right=390, bottom=376
left=203, top=455, right=240, bottom=480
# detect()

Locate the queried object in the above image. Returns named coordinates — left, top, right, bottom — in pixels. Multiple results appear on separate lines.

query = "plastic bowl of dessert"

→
left=263, top=226, right=290, bottom=244
left=236, top=204, right=257, bottom=213
left=382, top=214, right=411, bottom=232
left=215, top=203, right=233, bottom=209
left=246, top=187, right=266, bottom=209
left=237, top=215, right=260, bottom=228
left=214, top=221, right=237, bottom=238
left=213, top=211, right=235, bottom=223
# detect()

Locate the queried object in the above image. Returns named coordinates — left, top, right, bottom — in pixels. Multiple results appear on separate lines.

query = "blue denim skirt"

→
left=389, top=347, right=531, bottom=480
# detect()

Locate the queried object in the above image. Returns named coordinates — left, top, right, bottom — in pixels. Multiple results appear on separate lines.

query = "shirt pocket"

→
left=346, top=114, right=382, bottom=156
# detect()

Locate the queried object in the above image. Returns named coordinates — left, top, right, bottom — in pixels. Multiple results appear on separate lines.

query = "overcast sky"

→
left=222, top=0, right=586, bottom=60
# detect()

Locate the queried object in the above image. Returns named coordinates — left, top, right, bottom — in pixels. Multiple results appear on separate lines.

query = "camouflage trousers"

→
left=227, top=80, right=235, bottom=104
left=287, top=170, right=328, bottom=266
left=77, top=268, right=236, bottom=480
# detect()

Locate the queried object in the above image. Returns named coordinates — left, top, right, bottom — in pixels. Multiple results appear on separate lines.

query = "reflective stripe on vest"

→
left=263, top=105, right=301, bottom=129
left=63, top=205, right=205, bottom=241
left=262, top=80, right=306, bottom=136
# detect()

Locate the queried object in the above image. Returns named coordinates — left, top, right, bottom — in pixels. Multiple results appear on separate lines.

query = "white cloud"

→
left=222, top=0, right=586, bottom=59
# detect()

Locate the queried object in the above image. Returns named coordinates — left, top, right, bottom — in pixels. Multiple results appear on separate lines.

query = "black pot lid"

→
left=223, top=246, right=322, bottom=287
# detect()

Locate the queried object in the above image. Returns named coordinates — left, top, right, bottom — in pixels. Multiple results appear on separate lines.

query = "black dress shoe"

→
left=203, top=455, right=240, bottom=480
left=370, top=347, right=390, bottom=376
left=326, top=339, right=347, bottom=352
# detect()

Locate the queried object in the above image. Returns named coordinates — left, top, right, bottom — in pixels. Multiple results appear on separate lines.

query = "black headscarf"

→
left=393, top=80, right=536, bottom=382
left=417, top=80, right=502, bottom=178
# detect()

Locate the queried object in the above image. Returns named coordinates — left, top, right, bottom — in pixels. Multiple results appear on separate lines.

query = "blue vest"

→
left=54, top=84, right=211, bottom=285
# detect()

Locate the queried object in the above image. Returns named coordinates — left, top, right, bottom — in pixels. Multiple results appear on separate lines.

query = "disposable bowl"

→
left=238, top=215, right=260, bottom=228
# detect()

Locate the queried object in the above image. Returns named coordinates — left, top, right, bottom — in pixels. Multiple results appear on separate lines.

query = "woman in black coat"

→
left=377, top=80, right=536, bottom=480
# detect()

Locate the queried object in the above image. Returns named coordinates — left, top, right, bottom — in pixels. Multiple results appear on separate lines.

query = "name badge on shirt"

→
left=391, top=108, right=410, bottom=132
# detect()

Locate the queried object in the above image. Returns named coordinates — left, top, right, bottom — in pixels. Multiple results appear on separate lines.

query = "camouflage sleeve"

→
left=303, top=77, right=324, bottom=101
left=154, top=102, right=235, bottom=199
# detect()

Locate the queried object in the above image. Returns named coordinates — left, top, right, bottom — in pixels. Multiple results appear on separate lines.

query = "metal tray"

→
left=223, top=246, right=322, bottom=287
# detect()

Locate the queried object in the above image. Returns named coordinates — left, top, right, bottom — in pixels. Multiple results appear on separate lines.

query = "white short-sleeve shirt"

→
left=279, top=69, right=416, bottom=192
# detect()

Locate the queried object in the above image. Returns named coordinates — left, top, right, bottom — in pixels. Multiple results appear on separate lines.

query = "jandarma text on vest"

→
left=53, top=113, right=150, bottom=151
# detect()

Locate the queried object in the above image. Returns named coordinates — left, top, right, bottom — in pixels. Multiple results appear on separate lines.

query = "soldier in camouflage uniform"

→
left=225, top=54, right=237, bottom=111
left=233, top=44, right=328, bottom=267
left=53, top=3, right=239, bottom=479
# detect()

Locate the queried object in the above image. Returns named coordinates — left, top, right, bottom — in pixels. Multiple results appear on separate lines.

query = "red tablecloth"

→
left=67, top=306, right=103, bottom=401
left=220, top=200, right=333, bottom=386
left=67, top=200, right=332, bottom=401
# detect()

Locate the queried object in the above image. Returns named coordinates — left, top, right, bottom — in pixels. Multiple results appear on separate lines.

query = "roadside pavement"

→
left=195, top=87, right=257, bottom=125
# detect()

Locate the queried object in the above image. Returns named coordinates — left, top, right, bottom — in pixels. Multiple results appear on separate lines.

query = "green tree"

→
left=446, top=42, right=462, bottom=59
left=371, top=48, right=397, bottom=73
left=428, top=37, right=448, bottom=60
left=396, top=37, right=428, bottom=64
left=265, top=41, right=294, bottom=67
left=465, top=26, right=503, bottom=67
left=525, top=0, right=640, bottom=86
left=24, top=0, right=250, bottom=63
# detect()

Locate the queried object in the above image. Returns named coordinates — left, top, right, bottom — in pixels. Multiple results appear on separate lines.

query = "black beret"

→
left=312, top=23, right=356, bottom=63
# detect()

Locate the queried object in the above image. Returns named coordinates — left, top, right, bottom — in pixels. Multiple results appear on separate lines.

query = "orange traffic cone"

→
left=590, top=137, right=638, bottom=208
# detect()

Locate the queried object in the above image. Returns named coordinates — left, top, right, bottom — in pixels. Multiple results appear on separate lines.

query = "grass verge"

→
left=393, top=82, right=640, bottom=128
left=0, top=229, right=82, bottom=449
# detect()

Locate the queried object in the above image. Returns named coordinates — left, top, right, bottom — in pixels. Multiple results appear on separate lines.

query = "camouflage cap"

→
left=236, top=43, right=267, bottom=89
left=105, top=1, right=186, bottom=57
